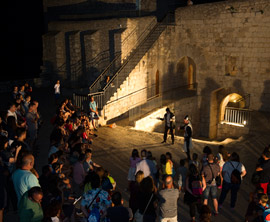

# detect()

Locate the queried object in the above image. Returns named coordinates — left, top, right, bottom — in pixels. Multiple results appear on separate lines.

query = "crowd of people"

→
left=0, top=83, right=269, bottom=222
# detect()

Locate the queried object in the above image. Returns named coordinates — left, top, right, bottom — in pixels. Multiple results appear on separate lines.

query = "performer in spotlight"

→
left=180, top=115, right=193, bottom=160
left=159, top=108, right=175, bottom=144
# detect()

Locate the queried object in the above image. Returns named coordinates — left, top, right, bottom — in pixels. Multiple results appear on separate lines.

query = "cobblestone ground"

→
left=4, top=87, right=270, bottom=222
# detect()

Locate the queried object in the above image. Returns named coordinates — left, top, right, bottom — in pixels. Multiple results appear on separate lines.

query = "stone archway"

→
left=220, top=93, right=245, bottom=122
left=176, top=56, right=196, bottom=88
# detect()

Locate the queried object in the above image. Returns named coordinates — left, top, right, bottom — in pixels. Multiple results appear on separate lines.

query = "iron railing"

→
left=224, top=107, right=251, bottom=126
left=89, top=17, right=157, bottom=94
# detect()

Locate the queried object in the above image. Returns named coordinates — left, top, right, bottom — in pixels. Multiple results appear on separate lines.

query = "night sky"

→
left=6, top=0, right=44, bottom=81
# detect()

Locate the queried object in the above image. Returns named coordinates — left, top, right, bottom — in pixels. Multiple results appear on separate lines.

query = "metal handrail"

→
left=102, top=21, right=160, bottom=91
left=89, top=17, right=157, bottom=92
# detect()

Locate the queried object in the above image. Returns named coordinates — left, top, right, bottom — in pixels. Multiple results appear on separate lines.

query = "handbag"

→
left=134, top=193, right=154, bottom=222
left=208, top=164, right=221, bottom=187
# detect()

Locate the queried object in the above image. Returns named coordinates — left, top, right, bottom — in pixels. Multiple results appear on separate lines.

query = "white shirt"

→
left=222, top=161, right=246, bottom=183
left=7, top=110, right=17, bottom=123
left=54, top=84, right=60, bottom=94
left=135, top=158, right=151, bottom=177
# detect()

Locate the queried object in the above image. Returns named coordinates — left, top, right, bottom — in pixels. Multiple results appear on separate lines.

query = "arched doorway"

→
left=176, top=56, right=196, bottom=89
left=220, top=93, right=248, bottom=126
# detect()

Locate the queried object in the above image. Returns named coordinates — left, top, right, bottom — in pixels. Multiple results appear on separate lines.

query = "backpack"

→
left=191, top=176, right=203, bottom=195
left=229, top=162, right=241, bottom=184
left=88, top=206, right=100, bottom=222
left=263, top=207, right=270, bottom=222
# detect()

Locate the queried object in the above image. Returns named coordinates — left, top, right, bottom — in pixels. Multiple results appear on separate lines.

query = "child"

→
left=255, top=194, right=269, bottom=222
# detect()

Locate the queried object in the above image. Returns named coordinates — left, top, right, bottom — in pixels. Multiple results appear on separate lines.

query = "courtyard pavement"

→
left=4, top=87, right=270, bottom=222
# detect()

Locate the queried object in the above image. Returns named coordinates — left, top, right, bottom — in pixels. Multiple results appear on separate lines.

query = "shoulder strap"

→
left=142, top=193, right=154, bottom=216
left=229, top=161, right=235, bottom=169
left=87, top=189, right=102, bottom=209
left=208, top=163, right=215, bottom=181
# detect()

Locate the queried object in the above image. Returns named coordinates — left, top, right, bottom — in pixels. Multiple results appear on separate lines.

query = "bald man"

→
left=158, top=176, right=179, bottom=222
left=12, top=154, right=40, bottom=205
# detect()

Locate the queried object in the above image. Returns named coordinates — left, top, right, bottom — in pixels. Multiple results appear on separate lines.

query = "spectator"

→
left=96, top=167, right=113, bottom=192
left=127, top=149, right=141, bottom=190
left=54, top=80, right=61, bottom=104
left=184, top=164, right=206, bottom=222
left=18, top=186, right=43, bottom=222
left=19, top=85, right=26, bottom=100
left=107, top=191, right=133, bottom=222
left=136, top=176, right=157, bottom=222
left=12, top=154, right=40, bottom=205
left=7, top=103, right=18, bottom=125
left=218, top=152, right=247, bottom=209
left=135, top=149, right=157, bottom=179
left=201, top=146, right=212, bottom=167
left=256, top=147, right=270, bottom=194
left=73, top=153, right=86, bottom=197
left=189, top=153, right=200, bottom=169
left=129, top=170, right=144, bottom=215
left=24, top=83, right=32, bottom=96
left=177, top=159, right=188, bottom=191
left=245, top=187, right=264, bottom=222
left=26, top=102, right=38, bottom=149
left=159, top=154, right=167, bottom=181
left=89, top=95, right=99, bottom=131
left=201, top=153, right=221, bottom=215
left=80, top=173, right=111, bottom=221
left=158, top=175, right=179, bottom=222
left=39, top=165, right=52, bottom=196
left=165, top=152, right=174, bottom=177
left=12, top=86, right=19, bottom=100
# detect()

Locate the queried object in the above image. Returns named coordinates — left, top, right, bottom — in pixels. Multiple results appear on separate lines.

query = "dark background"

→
left=4, top=0, right=224, bottom=82
left=5, top=0, right=44, bottom=82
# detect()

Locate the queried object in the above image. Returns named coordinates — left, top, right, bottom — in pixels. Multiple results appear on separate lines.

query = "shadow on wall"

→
left=200, top=77, right=220, bottom=137
left=233, top=79, right=245, bottom=96
left=260, top=80, right=270, bottom=112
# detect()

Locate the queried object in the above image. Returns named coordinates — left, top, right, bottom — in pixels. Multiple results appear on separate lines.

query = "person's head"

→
left=258, top=193, right=269, bottom=206
left=25, top=83, right=29, bottom=88
left=28, top=102, right=36, bottom=112
left=203, top=146, right=212, bottom=155
left=91, top=173, right=101, bottom=189
left=21, top=154, right=35, bottom=170
left=16, top=128, right=27, bottom=141
left=90, top=95, right=94, bottom=102
left=96, top=167, right=105, bottom=179
left=166, top=108, right=170, bottom=113
left=147, top=151, right=153, bottom=159
left=230, top=152, right=240, bottom=162
left=160, top=154, right=166, bottom=165
left=14, top=86, right=18, bottom=92
left=184, top=115, right=189, bottom=124
left=8, top=103, right=16, bottom=112
left=25, top=95, right=31, bottom=102
left=52, top=162, right=61, bottom=173
left=48, top=153, right=58, bottom=164
left=207, top=153, right=214, bottom=163
left=20, top=85, right=25, bottom=92
left=188, top=163, right=199, bottom=177
left=166, top=152, right=172, bottom=161
left=180, top=159, right=186, bottom=167
left=85, top=149, right=92, bottom=160
left=0, top=136, right=8, bottom=151
left=192, top=153, right=198, bottom=161
left=199, top=205, right=212, bottom=222
left=140, top=176, right=154, bottom=193
left=262, top=147, right=270, bottom=160
left=57, top=80, right=60, bottom=84
left=28, top=186, right=43, bottom=204
left=44, top=200, right=62, bottom=219
left=165, top=175, right=173, bottom=189
left=141, top=149, right=147, bottom=158
left=131, top=149, right=139, bottom=159
left=135, top=170, right=144, bottom=184
left=111, top=191, right=123, bottom=206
